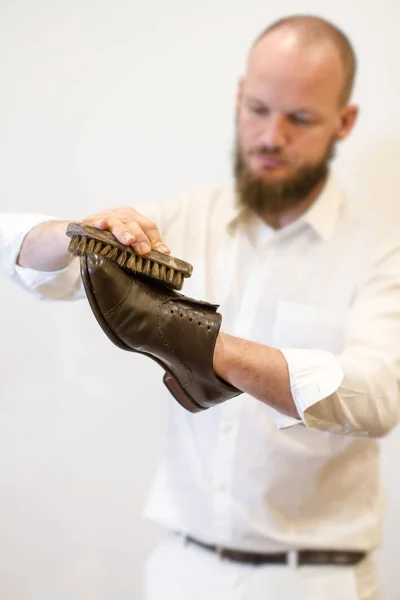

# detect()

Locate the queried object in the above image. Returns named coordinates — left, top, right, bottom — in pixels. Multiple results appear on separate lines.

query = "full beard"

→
left=234, top=140, right=336, bottom=217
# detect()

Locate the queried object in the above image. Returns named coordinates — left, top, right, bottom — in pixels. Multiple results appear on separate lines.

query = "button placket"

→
left=211, top=400, right=242, bottom=540
left=211, top=230, right=276, bottom=541
left=211, top=242, right=276, bottom=540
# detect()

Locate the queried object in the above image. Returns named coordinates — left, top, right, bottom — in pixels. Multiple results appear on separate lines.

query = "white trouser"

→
left=143, top=534, right=380, bottom=600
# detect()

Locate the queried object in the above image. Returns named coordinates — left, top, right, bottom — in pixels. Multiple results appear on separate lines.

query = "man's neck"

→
left=261, top=177, right=327, bottom=230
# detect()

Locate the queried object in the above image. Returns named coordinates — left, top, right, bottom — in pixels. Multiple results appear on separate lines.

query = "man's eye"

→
left=249, top=106, right=268, bottom=116
left=289, top=114, right=311, bottom=125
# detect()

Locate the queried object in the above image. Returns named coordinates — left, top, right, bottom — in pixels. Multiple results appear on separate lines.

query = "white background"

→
left=0, top=0, right=399, bottom=598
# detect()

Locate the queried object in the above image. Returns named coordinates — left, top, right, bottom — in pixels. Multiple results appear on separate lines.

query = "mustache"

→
left=248, top=147, right=282, bottom=155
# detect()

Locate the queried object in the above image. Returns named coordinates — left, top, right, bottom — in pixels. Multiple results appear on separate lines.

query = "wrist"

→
left=213, top=332, right=233, bottom=383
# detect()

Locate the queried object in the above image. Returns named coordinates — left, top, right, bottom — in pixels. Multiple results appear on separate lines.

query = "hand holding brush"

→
left=66, top=221, right=192, bottom=291
left=17, top=206, right=192, bottom=290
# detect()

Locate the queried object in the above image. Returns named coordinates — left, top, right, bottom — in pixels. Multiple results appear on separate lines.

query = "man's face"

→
left=236, top=30, right=357, bottom=214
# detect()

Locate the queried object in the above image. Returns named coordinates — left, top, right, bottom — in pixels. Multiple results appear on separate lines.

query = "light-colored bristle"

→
left=69, top=236, right=80, bottom=253
left=77, top=236, right=88, bottom=254
left=108, top=247, right=119, bottom=261
left=174, top=272, right=183, bottom=289
left=117, top=251, right=128, bottom=267
left=87, top=239, right=96, bottom=253
left=126, top=254, right=137, bottom=270
left=100, top=244, right=112, bottom=255
left=151, top=263, right=160, bottom=279
left=167, top=267, right=175, bottom=284
left=143, top=258, right=151, bottom=276
left=159, top=265, right=167, bottom=281
left=69, top=232, right=186, bottom=290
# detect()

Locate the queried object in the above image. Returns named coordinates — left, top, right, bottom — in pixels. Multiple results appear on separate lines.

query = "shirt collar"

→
left=227, top=172, right=344, bottom=242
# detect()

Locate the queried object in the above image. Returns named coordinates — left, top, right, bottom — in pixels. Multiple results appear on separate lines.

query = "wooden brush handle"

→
left=65, top=222, right=193, bottom=278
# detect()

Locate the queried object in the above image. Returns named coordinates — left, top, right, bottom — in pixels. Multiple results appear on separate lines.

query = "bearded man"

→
left=2, top=14, right=400, bottom=600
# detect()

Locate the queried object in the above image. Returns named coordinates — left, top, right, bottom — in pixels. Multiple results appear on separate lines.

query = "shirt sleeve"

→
left=274, top=348, right=344, bottom=429
left=275, top=232, right=400, bottom=438
left=0, top=212, right=85, bottom=300
left=0, top=199, right=187, bottom=301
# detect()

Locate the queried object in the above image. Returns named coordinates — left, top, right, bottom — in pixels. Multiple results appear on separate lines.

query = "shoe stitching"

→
left=102, top=279, right=134, bottom=317
left=163, top=302, right=240, bottom=399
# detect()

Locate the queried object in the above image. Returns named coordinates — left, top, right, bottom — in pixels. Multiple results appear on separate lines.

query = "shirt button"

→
left=216, top=483, right=227, bottom=493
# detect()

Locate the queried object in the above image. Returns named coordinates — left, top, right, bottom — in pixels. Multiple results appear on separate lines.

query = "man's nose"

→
left=258, top=114, right=287, bottom=150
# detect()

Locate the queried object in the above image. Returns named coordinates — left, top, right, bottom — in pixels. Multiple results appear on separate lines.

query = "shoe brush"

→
left=66, top=222, right=193, bottom=291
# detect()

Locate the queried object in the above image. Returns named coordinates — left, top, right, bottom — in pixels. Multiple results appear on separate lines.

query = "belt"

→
left=183, top=535, right=366, bottom=567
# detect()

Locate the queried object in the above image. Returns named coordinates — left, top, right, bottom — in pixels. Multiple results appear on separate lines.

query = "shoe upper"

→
left=81, top=253, right=242, bottom=410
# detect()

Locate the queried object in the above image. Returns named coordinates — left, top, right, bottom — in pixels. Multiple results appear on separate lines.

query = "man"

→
left=1, top=14, right=400, bottom=600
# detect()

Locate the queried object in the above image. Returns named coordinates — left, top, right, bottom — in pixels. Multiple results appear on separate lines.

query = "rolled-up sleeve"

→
left=276, top=234, right=400, bottom=438
left=0, top=213, right=84, bottom=300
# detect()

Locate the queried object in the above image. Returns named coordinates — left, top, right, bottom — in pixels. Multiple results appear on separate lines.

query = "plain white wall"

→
left=0, top=0, right=399, bottom=598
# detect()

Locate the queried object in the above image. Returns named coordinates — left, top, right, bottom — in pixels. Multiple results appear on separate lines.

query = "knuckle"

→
left=112, top=223, right=126, bottom=232
left=123, top=218, right=140, bottom=229
left=133, top=230, right=147, bottom=243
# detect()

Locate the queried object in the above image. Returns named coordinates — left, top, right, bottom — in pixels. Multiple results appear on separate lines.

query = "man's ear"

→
left=336, top=105, right=359, bottom=141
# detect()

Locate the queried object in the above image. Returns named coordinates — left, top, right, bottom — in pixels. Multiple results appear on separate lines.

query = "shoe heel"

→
left=162, top=372, right=204, bottom=413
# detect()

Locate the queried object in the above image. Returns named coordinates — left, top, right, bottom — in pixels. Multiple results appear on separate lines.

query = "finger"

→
left=81, top=209, right=170, bottom=254
left=82, top=213, right=111, bottom=231
left=128, top=215, right=170, bottom=254
left=105, top=215, right=160, bottom=255
left=101, top=214, right=143, bottom=247
left=82, top=212, right=138, bottom=245
left=93, top=218, right=108, bottom=230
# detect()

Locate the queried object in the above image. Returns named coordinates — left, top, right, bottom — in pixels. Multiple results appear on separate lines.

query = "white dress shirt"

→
left=1, top=175, right=400, bottom=555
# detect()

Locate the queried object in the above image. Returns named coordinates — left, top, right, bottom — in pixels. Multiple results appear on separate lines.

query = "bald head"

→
left=235, top=15, right=359, bottom=223
left=251, top=15, right=357, bottom=106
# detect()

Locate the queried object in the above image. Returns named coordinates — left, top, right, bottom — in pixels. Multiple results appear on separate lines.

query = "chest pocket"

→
left=272, top=301, right=345, bottom=354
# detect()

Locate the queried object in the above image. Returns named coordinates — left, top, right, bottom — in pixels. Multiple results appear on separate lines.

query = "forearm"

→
left=213, top=332, right=400, bottom=437
left=213, top=332, right=299, bottom=418
left=17, top=219, right=72, bottom=272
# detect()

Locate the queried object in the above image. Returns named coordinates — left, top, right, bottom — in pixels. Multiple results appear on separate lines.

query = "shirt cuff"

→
left=13, top=260, right=83, bottom=299
left=0, top=213, right=83, bottom=300
left=275, top=348, right=344, bottom=429
left=0, top=213, right=55, bottom=277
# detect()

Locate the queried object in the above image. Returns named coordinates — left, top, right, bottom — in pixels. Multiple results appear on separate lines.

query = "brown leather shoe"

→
left=80, top=253, right=242, bottom=412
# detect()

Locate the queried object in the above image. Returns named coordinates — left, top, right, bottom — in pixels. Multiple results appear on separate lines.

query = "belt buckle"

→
left=216, top=545, right=225, bottom=559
